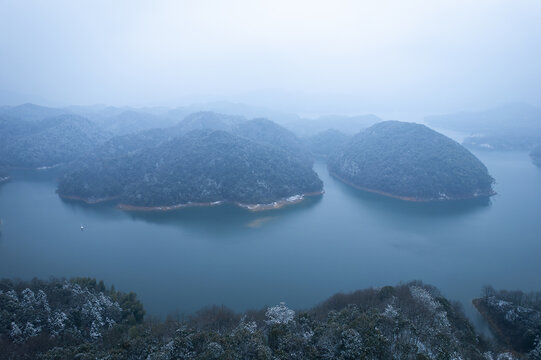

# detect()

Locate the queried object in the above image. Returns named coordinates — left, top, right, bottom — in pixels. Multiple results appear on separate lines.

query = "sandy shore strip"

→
left=117, top=200, right=224, bottom=212
left=236, top=191, right=323, bottom=211
left=329, top=171, right=494, bottom=202
left=116, top=191, right=324, bottom=212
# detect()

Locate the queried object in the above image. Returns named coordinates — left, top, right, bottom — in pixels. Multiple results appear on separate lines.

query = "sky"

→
left=1, top=0, right=540, bottom=114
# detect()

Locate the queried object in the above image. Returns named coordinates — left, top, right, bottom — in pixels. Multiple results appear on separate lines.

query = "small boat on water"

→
left=80, top=224, right=84, bottom=231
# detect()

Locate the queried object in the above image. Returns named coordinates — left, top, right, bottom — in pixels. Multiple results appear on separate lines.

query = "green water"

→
left=0, top=151, right=540, bottom=328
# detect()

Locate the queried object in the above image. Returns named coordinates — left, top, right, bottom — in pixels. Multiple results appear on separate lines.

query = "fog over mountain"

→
left=1, top=1, right=540, bottom=114
left=2, top=2, right=541, bottom=360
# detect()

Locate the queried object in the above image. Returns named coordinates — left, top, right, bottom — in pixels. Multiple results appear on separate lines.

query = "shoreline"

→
left=329, top=171, right=495, bottom=202
left=117, top=200, right=225, bottom=212
left=95, top=190, right=325, bottom=212
left=58, top=193, right=120, bottom=204
left=113, top=191, right=324, bottom=212
left=235, top=191, right=324, bottom=212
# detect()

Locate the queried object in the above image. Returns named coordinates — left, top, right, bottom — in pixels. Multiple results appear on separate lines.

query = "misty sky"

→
left=1, top=0, right=540, bottom=113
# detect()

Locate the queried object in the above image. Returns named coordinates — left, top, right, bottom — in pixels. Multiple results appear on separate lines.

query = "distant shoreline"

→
left=329, top=171, right=494, bottom=202
left=59, top=191, right=324, bottom=212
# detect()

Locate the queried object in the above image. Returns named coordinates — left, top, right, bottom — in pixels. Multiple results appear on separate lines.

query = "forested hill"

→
left=2, top=279, right=525, bottom=360
left=58, top=129, right=323, bottom=207
left=173, top=113, right=311, bottom=163
left=233, top=118, right=312, bottom=163
left=0, top=105, right=311, bottom=171
left=0, top=114, right=109, bottom=168
left=177, top=111, right=245, bottom=133
left=0, top=278, right=145, bottom=358
left=86, top=112, right=309, bottom=162
left=0, top=103, right=68, bottom=122
left=328, top=121, right=495, bottom=201
left=303, top=129, right=350, bottom=159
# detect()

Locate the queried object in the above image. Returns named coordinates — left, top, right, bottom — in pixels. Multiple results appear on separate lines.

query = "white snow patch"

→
left=265, top=302, right=295, bottom=325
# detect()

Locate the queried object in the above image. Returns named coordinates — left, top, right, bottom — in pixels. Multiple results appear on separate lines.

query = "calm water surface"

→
left=0, top=151, right=540, bottom=329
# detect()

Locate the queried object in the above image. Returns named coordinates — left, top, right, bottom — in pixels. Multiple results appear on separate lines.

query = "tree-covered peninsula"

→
left=58, top=129, right=322, bottom=210
left=328, top=121, right=495, bottom=201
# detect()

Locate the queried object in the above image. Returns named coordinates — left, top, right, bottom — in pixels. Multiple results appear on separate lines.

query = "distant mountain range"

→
left=0, top=102, right=381, bottom=136
left=425, top=103, right=541, bottom=151
left=302, top=129, right=350, bottom=159
left=0, top=102, right=381, bottom=170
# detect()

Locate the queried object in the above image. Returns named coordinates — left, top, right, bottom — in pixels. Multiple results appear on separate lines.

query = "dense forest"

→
left=328, top=121, right=495, bottom=201
left=1, top=278, right=531, bottom=360
left=0, top=114, right=108, bottom=169
left=473, top=286, right=541, bottom=356
left=233, top=118, right=312, bottom=164
left=58, top=129, right=322, bottom=208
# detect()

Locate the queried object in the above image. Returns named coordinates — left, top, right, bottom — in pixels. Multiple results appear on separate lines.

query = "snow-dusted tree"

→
left=265, top=302, right=295, bottom=325
left=530, top=336, right=541, bottom=360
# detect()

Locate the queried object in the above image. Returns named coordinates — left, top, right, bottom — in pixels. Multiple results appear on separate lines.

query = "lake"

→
left=0, top=151, right=540, bottom=331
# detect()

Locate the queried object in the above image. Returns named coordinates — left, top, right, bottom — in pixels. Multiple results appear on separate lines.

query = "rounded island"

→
left=328, top=121, right=495, bottom=201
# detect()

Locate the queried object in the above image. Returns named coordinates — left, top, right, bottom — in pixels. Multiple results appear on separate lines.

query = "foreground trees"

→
left=474, top=286, right=541, bottom=356
left=2, top=279, right=532, bottom=359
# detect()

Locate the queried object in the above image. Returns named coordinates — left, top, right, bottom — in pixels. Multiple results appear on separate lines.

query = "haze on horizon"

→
left=1, top=0, right=540, bottom=115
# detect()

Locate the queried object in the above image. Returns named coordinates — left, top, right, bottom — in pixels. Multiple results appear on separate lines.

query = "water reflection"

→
left=126, top=195, right=323, bottom=235
left=58, top=189, right=323, bottom=234
left=325, top=170, right=492, bottom=219
left=59, top=198, right=124, bottom=221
